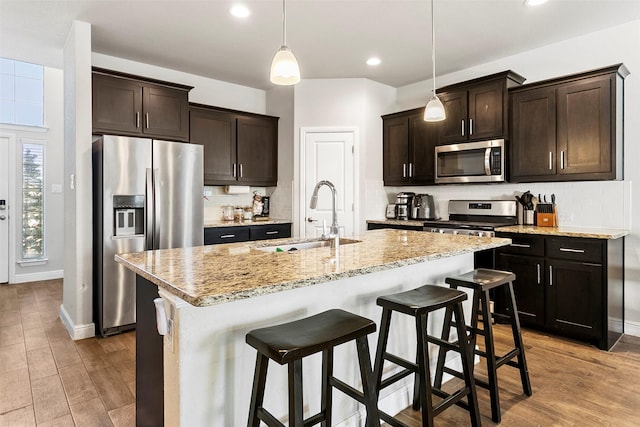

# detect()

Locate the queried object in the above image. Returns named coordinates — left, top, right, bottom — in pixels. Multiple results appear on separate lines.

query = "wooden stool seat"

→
left=373, top=285, right=481, bottom=427
left=246, top=309, right=380, bottom=427
left=436, top=268, right=532, bottom=424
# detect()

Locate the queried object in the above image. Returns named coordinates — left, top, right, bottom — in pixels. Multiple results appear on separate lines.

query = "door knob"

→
left=0, top=215, right=6, bottom=220
left=307, top=217, right=318, bottom=223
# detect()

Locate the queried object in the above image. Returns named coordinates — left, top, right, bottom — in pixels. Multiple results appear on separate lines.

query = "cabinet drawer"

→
left=204, top=227, right=250, bottom=245
left=250, top=224, right=292, bottom=241
left=495, top=233, right=544, bottom=256
left=546, top=237, right=602, bottom=263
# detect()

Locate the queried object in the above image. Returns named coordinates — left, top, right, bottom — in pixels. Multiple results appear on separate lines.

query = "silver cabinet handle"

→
left=461, top=119, right=465, bottom=136
left=233, top=163, right=237, bottom=177
left=561, top=150, right=565, bottom=169
left=136, top=112, right=140, bottom=128
left=559, top=248, right=585, bottom=253
left=265, top=231, right=278, bottom=235
left=408, top=162, right=413, bottom=177
left=549, top=265, right=553, bottom=286
left=549, top=152, right=553, bottom=170
left=510, top=243, right=531, bottom=248
left=220, top=234, right=236, bottom=239
left=239, top=163, right=243, bottom=178
left=469, top=118, right=473, bottom=135
left=145, top=113, right=149, bottom=129
left=402, top=163, right=407, bottom=178
left=0, top=215, right=6, bottom=220
left=537, top=263, right=541, bottom=285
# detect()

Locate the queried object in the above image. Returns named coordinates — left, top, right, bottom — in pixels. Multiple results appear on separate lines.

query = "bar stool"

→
left=434, top=269, right=532, bottom=423
left=373, top=285, right=481, bottom=427
left=246, top=309, right=380, bottom=427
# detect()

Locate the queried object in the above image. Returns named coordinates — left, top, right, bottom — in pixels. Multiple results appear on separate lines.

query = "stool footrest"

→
left=379, top=410, right=407, bottom=427
left=496, top=348, right=520, bottom=368
left=431, top=387, right=471, bottom=417
left=330, top=377, right=366, bottom=405
left=379, top=367, right=414, bottom=391
left=257, top=407, right=285, bottom=427
left=385, top=352, right=418, bottom=372
left=303, top=411, right=325, bottom=426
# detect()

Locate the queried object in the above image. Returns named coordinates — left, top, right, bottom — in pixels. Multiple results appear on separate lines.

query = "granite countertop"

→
left=496, top=225, right=629, bottom=239
left=115, top=229, right=511, bottom=307
left=204, top=218, right=292, bottom=228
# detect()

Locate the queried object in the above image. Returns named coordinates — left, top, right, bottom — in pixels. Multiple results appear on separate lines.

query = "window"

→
left=0, top=58, right=44, bottom=127
left=22, top=143, right=45, bottom=259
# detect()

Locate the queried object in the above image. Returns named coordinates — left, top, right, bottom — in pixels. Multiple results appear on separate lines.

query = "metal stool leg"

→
left=505, top=281, right=533, bottom=396
left=321, top=348, right=333, bottom=427
left=289, top=359, right=304, bottom=427
left=355, top=336, right=381, bottom=427
left=453, top=302, right=481, bottom=427
left=247, top=353, right=269, bottom=427
left=480, top=288, right=501, bottom=423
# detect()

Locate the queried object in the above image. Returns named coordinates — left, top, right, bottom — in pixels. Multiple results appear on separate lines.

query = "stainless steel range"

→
left=424, top=200, right=517, bottom=237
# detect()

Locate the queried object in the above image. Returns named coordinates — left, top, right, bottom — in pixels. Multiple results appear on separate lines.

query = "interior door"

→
left=303, top=131, right=355, bottom=238
left=0, top=136, right=9, bottom=283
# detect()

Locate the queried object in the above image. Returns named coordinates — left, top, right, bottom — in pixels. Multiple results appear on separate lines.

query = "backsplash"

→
left=383, top=180, right=630, bottom=230
left=203, top=186, right=270, bottom=222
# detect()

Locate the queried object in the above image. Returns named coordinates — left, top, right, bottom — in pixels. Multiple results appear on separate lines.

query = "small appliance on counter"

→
left=385, top=204, right=396, bottom=219
left=395, top=192, right=414, bottom=220
left=411, top=194, right=437, bottom=220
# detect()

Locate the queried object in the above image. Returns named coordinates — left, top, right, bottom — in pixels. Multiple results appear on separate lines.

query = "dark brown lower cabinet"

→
left=204, top=223, right=292, bottom=245
left=496, top=232, right=624, bottom=350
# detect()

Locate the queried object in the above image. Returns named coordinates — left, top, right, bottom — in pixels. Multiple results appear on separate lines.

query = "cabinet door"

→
left=510, top=87, right=557, bottom=181
left=204, top=226, right=250, bottom=245
left=143, top=85, right=189, bottom=141
left=468, top=80, right=504, bottom=140
left=383, top=116, right=410, bottom=185
left=249, top=223, right=292, bottom=241
left=237, top=115, right=278, bottom=186
left=189, top=108, right=237, bottom=185
left=496, top=253, right=545, bottom=327
left=547, top=259, right=602, bottom=339
left=92, top=74, right=142, bottom=135
left=408, top=113, right=436, bottom=184
left=556, top=75, right=613, bottom=178
left=436, top=90, right=468, bottom=144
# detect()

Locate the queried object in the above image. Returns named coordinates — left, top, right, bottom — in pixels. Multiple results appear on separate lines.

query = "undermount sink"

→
left=256, top=238, right=361, bottom=253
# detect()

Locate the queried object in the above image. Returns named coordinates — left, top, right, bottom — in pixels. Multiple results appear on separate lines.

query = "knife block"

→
left=536, top=208, right=558, bottom=227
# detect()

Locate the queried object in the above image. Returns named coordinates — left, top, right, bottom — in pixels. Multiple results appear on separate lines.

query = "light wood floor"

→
left=2, top=280, right=640, bottom=426
left=0, top=279, right=135, bottom=426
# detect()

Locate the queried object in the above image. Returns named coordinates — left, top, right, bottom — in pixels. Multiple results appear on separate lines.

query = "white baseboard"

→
left=624, top=320, right=640, bottom=337
left=14, top=269, right=64, bottom=283
left=59, top=303, right=95, bottom=340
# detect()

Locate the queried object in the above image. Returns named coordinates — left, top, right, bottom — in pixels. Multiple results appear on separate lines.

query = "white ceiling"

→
left=2, top=0, right=640, bottom=90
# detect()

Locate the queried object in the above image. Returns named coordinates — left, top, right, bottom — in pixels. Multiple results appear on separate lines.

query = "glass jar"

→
left=234, top=207, right=244, bottom=223
left=243, top=206, right=253, bottom=221
left=221, top=205, right=234, bottom=221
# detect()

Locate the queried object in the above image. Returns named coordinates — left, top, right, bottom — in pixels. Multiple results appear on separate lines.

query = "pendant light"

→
left=270, top=0, right=300, bottom=85
left=424, top=0, right=446, bottom=122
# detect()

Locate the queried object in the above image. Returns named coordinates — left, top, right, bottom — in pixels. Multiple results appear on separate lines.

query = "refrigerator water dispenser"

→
left=113, top=195, right=144, bottom=237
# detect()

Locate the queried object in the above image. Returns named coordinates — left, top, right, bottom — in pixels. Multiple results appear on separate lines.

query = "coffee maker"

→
left=395, top=192, right=414, bottom=220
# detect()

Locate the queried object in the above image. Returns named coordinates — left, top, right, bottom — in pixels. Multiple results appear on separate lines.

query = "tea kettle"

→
left=411, top=194, right=436, bottom=220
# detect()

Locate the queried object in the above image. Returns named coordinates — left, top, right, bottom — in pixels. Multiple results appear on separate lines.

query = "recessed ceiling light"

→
left=366, top=57, right=381, bottom=66
left=524, top=0, right=549, bottom=6
left=230, top=4, right=251, bottom=18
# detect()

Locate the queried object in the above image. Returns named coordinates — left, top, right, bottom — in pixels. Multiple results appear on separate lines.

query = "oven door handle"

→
left=484, top=148, right=492, bottom=176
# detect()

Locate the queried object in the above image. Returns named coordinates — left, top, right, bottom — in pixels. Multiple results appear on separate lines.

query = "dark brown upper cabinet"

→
left=189, top=104, right=279, bottom=187
left=382, top=107, right=437, bottom=186
left=510, top=64, right=629, bottom=183
left=435, top=71, right=525, bottom=145
left=92, top=68, right=192, bottom=141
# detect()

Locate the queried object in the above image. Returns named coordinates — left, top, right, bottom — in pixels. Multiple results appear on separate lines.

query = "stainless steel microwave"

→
left=435, top=139, right=506, bottom=184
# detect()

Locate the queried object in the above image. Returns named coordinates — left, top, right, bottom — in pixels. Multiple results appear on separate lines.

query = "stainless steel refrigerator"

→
left=92, top=135, right=203, bottom=336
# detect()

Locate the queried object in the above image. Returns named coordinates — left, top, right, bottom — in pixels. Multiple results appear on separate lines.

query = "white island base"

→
left=156, top=253, right=476, bottom=426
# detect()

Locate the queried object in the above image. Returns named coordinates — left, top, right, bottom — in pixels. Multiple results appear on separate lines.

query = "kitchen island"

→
left=116, top=229, right=511, bottom=427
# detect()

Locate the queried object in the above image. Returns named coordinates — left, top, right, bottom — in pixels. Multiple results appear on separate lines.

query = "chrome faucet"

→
left=309, top=180, right=340, bottom=243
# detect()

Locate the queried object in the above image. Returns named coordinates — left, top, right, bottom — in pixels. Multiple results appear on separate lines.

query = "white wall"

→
left=292, top=78, right=396, bottom=236
left=0, top=67, right=65, bottom=283
left=389, top=20, right=640, bottom=335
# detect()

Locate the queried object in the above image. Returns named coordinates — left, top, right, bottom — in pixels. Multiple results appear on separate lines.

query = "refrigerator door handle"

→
left=153, top=168, right=161, bottom=250
left=145, top=168, right=154, bottom=250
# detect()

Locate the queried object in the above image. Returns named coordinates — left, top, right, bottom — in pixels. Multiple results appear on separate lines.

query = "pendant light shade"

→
left=424, top=0, right=446, bottom=122
left=270, top=46, right=300, bottom=85
left=270, top=0, right=300, bottom=85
